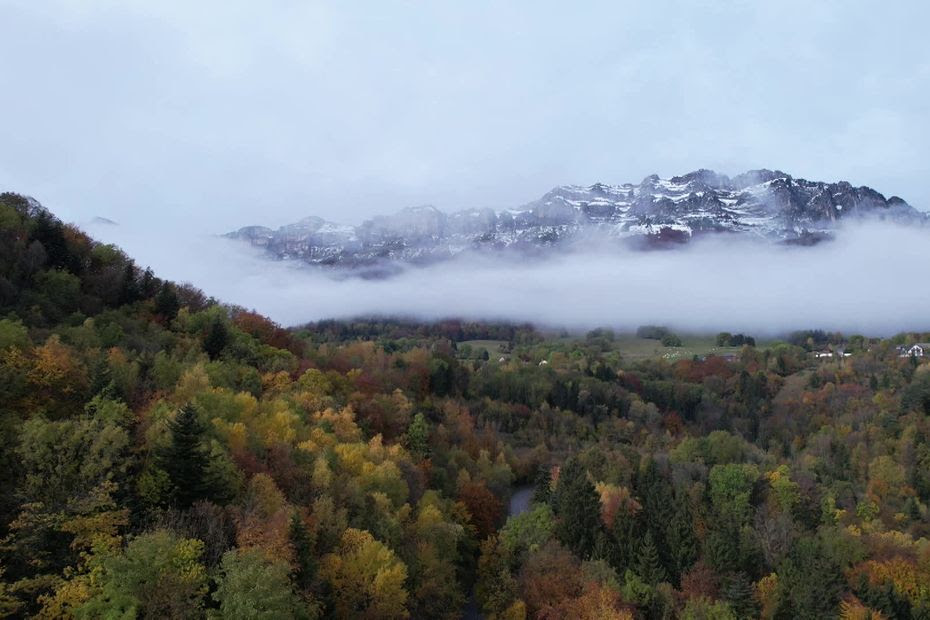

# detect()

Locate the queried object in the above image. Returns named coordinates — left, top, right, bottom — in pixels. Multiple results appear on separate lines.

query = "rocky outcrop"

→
left=226, top=169, right=926, bottom=271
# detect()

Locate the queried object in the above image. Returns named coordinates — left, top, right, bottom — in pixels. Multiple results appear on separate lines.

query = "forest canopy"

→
left=1, top=193, right=930, bottom=619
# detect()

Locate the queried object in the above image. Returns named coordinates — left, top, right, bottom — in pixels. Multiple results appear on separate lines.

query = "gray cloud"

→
left=6, top=1, right=929, bottom=333
left=1, top=0, right=928, bottom=233
left=86, top=220, right=930, bottom=335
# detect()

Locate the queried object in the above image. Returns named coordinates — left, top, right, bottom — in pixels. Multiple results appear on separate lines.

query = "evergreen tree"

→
left=552, top=458, right=601, bottom=558
left=118, top=263, right=140, bottom=305
left=777, top=536, right=844, bottom=620
left=634, top=530, right=666, bottom=586
left=531, top=465, right=552, bottom=505
left=288, top=511, right=316, bottom=591
left=854, top=574, right=912, bottom=620
left=31, top=210, right=75, bottom=272
left=722, top=571, right=757, bottom=620
left=666, top=492, right=698, bottom=583
left=139, top=267, right=158, bottom=298
left=154, top=282, right=180, bottom=321
left=157, top=404, right=211, bottom=508
left=406, top=412, right=429, bottom=460
left=608, top=508, right=642, bottom=575
left=203, top=318, right=229, bottom=360
left=704, top=526, right=740, bottom=573
left=88, top=354, right=113, bottom=397
left=635, top=459, right=675, bottom=576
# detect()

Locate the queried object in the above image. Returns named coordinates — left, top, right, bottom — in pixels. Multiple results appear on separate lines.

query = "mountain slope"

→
left=226, top=169, right=925, bottom=269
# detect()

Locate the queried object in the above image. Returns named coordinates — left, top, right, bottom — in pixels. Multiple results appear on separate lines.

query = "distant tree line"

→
left=636, top=325, right=682, bottom=347
left=715, top=332, right=756, bottom=347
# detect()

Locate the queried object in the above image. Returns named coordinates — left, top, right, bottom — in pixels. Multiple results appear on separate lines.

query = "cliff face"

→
left=226, top=169, right=926, bottom=270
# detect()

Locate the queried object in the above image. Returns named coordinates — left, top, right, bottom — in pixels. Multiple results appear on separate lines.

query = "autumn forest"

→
left=2, top=193, right=930, bottom=619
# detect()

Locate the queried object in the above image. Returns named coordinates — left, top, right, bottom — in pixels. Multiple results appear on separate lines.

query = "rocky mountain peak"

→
left=225, top=169, right=926, bottom=273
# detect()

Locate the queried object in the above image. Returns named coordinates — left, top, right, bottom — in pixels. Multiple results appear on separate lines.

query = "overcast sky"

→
left=1, top=0, right=928, bottom=233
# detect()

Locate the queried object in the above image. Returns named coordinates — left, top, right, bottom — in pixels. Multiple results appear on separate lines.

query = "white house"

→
left=904, top=343, right=930, bottom=358
left=814, top=349, right=852, bottom=360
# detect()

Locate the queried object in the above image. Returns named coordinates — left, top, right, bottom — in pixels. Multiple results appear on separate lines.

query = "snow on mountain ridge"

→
left=225, top=170, right=925, bottom=271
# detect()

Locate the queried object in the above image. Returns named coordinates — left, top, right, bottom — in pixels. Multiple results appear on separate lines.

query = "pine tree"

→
left=531, top=465, right=552, bottom=505
left=406, top=412, right=429, bottom=460
left=31, top=209, right=75, bottom=272
left=139, top=267, right=158, bottom=298
left=608, top=508, right=642, bottom=575
left=203, top=318, right=229, bottom=360
left=634, top=530, right=667, bottom=586
left=88, top=354, right=113, bottom=396
left=635, top=459, right=675, bottom=577
left=778, top=536, right=844, bottom=619
left=704, top=526, right=740, bottom=572
left=158, top=404, right=211, bottom=508
left=118, top=263, right=140, bottom=305
left=154, top=283, right=180, bottom=321
left=552, top=458, right=601, bottom=558
left=722, top=571, right=757, bottom=619
left=289, top=511, right=316, bottom=591
left=666, top=492, right=698, bottom=583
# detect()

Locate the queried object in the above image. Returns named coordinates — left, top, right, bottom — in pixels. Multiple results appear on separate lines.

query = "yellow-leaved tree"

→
left=319, top=528, right=409, bottom=619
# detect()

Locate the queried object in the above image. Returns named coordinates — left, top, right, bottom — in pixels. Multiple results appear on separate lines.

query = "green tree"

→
left=634, top=459, right=675, bottom=570
left=776, top=536, right=844, bottom=620
left=552, top=458, right=601, bottom=558
left=17, top=415, right=130, bottom=513
left=118, top=263, right=140, bottom=305
left=498, top=503, right=554, bottom=561
left=203, top=317, right=229, bottom=360
left=154, top=282, right=180, bottom=321
left=0, top=318, right=29, bottom=350
left=666, top=492, right=698, bottom=582
left=634, top=530, right=667, bottom=586
left=157, top=405, right=212, bottom=508
left=608, top=507, right=642, bottom=575
left=289, top=511, right=316, bottom=591
left=77, top=530, right=207, bottom=619
left=406, top=412, right=429, bottom=460
left=681, top=596, right=737, bottom=620
left=708, top=464, right=759, bottom=529
left=475, top=535, right=518, bottom=617
left=532, top=465, right=552, bottom=505
left=721, top=571, right=757, bottom=619
left=213, top=549, right=307, bottom=619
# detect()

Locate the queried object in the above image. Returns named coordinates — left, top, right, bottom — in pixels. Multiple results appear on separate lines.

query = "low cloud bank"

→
left=86, top=221, right=929, bottom=336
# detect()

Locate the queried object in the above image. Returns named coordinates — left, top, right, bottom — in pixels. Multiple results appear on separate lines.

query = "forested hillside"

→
left=2, top=192, right=930, bottom=619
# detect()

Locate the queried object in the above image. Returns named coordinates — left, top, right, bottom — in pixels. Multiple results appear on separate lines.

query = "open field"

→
left=460, top=332, right=773, bottom=363
left=609, top=334, right=748, bottom=361
left=535, top=331, right=770, bottom=362
left=458, top=339, right=511, bottom=359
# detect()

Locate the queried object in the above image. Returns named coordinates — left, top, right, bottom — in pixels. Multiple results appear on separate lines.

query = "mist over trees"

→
left=85, top=215, right=930, bottom=336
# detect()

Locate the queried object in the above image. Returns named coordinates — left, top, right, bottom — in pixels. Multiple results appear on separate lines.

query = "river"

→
left=461, top=484, right=534, bottom=620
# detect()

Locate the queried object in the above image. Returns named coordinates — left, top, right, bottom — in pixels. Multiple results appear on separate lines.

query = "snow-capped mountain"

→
left=226, top=169, right=925, bottom=271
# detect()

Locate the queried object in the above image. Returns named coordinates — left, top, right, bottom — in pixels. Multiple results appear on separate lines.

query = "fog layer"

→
left=86, top=221, right=929, bottom=335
